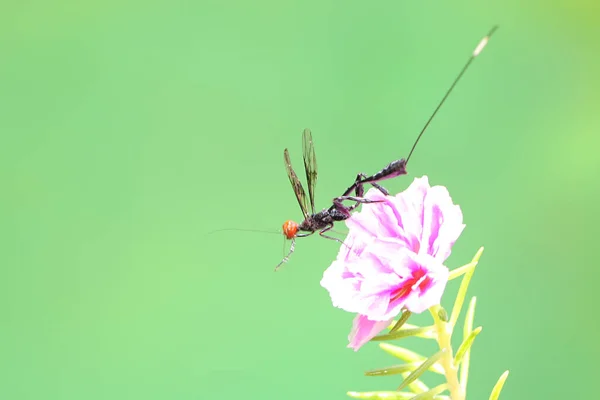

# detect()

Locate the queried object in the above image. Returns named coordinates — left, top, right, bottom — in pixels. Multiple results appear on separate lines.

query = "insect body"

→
left=277, top=26, right=498, bottom=270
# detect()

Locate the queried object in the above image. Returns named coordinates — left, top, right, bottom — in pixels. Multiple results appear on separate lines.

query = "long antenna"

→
left=405, top=25, right=498, bottom=164
left=207, top=228, right=281, bottom=235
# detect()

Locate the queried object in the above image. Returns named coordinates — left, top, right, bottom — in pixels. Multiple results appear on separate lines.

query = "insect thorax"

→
left=299, top=209, right=342, bottom=232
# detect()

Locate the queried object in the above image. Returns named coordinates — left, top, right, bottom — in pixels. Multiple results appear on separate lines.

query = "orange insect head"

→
left=282, top=220, right=299, bottom=239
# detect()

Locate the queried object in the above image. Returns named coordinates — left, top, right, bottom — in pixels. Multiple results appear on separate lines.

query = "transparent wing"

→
left=301, top=128, right=318, bottom=214
left=284, top=148, right=309, bottom=219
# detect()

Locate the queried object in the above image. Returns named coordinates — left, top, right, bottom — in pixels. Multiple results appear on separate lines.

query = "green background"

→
left=1, top=0, right=598, bottom=398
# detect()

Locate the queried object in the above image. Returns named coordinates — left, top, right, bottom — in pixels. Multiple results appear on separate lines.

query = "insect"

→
left=276, top=26, right=498, bottom=271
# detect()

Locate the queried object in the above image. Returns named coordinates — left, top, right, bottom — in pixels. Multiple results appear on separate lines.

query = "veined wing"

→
left=301, top=128, right=318, bottom=214
left=284, top=148, right=309, bottom=219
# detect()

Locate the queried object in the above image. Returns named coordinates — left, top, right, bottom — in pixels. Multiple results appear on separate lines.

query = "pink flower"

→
left=320, top=176, right=465, bottom=351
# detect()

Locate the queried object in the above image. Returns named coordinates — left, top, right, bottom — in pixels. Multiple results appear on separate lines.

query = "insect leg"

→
left=331, top=195, right=384, bottom=218
left=319, top=223, right=347, bottom=245
left=365, top=181, right=389, bottom=196
left=275, top=238, right=296, bottom=271
left=333, top=162, right=404, bottom=216
left=342, top=173, right=391, bottom=202
left=336, top=195, right=383, bottom=204
left=338, top=174, right=366, bottom=198
left=296, top=231, right=315, bottom=238
left=334, top=174, right=388, bottom=214
left=346, top=192, right=384, bottom=212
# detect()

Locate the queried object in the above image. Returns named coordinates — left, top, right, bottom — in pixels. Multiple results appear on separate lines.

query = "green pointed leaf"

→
left=489, top=370, right=510, bottom=400
left=397, top=349, right=446, bottom=391
left=365, top=362, right=419, bottom=376
left=379, top=343, right=424, bottom=363
left=371, top=326, right=436, bottom=341
left=379, top=343, right=444, bottom=374
left=454, top=326, right=482, bottom=366
left=347, top=391, right=414, bottom=399
left=450, top=247, right=484, bottom=326
left=410, top=383, right=448, bottom=400
left=463, top=297, right=477, bottom=338
left=448, top=261, right=477, bottom=281
left=385, top=322, right=422, bottom=331
left=401, top=372, right=429, bottom=394
left=460, top=297, right=477, bottom=392
left=390, top=311, right=412, bottom=333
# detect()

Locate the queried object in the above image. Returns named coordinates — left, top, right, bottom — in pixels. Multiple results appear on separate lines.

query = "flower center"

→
left=389, top=268, right=431, bottom=302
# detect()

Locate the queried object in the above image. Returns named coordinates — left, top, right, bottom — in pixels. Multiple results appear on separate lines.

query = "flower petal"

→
left=421, top=185, right=465, bottom=261
left=348, top=314, right=394, bottom=351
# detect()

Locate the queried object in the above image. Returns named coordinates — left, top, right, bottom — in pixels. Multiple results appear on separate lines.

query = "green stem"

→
left=430, top=305, right=464, bottom=400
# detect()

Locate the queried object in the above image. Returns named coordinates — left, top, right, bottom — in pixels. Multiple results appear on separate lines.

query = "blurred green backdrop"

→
left=1, top=0, right=599, bottom=399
